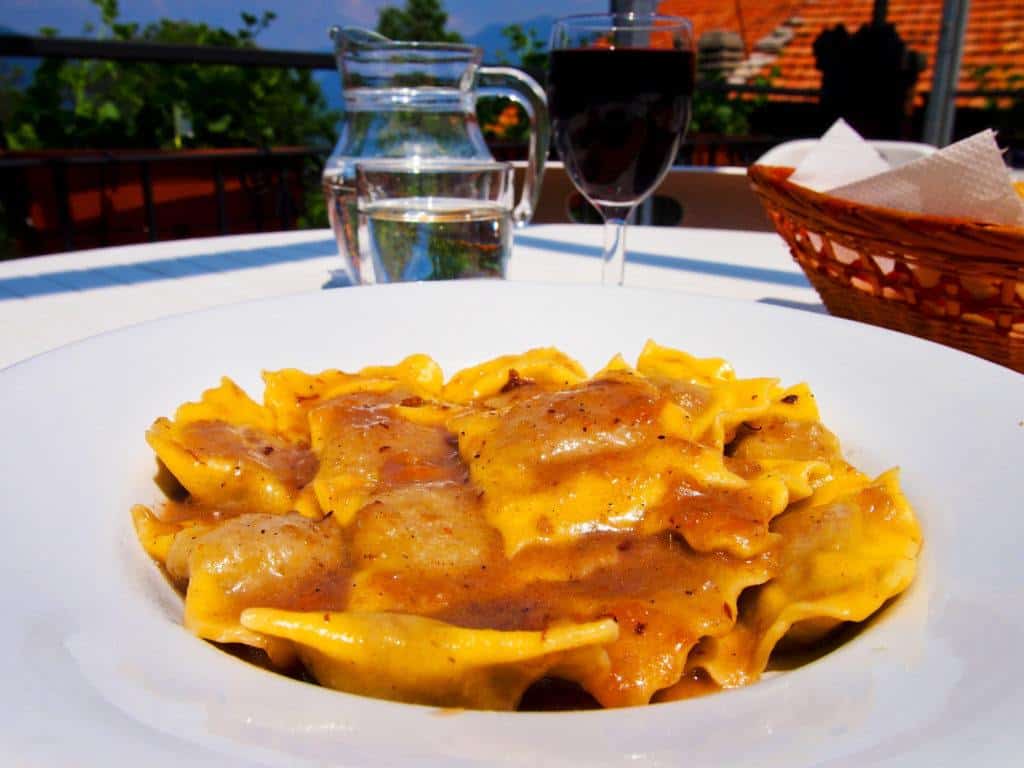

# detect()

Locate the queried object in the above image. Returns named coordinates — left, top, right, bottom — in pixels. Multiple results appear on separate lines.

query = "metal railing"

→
left=0, top=34, right=794, bottom=257
left=5, top=34, right=1022, bottom=102
left=0, top=35, right=343, bottom=256
left=2, top=33, right=1020, bottom=258
left=0, top=34, right=335, bottom=69
left=0, top=148, right=327, bottom=256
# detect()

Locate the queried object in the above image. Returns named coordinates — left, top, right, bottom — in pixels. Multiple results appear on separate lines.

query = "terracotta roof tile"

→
left=656, top=0, right=806, bottom=55
left=658, top=0, right=1024, bottom=102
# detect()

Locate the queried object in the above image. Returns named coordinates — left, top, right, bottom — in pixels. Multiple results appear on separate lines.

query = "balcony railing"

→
left=1, top=34, right=1020, bottom=258
left=0, top=148, right=326, bottom=256
left=6, top=34, right=1021, bottom=101
left=0, top=34, right=335, bottom=69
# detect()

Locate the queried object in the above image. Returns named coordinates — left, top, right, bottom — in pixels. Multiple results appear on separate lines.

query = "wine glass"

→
left=547, top=13, right=695, bottom=285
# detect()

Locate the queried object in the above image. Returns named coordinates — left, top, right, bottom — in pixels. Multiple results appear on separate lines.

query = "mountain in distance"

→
left=466, top=15, right=555, bottom=64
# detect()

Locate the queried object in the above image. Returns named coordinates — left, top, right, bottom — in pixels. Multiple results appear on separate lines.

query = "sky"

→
left=3, top=0, right=605, bottom=47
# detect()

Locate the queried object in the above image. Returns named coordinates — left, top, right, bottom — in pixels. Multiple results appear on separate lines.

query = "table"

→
left=0, top=224, right=820, bottom=369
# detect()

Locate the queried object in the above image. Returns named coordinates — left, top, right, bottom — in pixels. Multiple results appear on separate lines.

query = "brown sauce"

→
left=149, top=373, right=857, bottom=709
left=179, top=420, right=318, bottom=489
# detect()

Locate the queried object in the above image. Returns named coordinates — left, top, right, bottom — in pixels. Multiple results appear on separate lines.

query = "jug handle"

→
left=477, top=67, right=549, bottom=227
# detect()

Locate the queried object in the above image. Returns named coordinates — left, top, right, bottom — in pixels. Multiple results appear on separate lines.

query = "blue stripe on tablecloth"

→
left=0, top=237, right=336, bottom=300
left=514, top=234, right=807, bottom=288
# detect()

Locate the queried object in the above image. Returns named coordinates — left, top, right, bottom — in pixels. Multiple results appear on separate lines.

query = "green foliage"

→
left=690, top=69, right=776, bottom=136
left=376, top=0, right=463, bottom=43
left=496, top=24, right=548, bottom=73
left=691, top=89, right=752, bottom=135
left=0, top=62, right=23, bottom=128
left=478, top=23, right=548, bottom=146
left=968, top=65, right=1023, bottom=139
left=2, top=0, right=338, bottom=150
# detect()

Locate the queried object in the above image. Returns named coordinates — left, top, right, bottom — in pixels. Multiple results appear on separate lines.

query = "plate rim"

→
left=2, top=281, right=1021, bottom=767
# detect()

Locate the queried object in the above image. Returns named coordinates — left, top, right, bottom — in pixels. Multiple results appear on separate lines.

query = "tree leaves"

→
left=96, top=101, right=120, bottom=122
left=376, top=0, right=463, bottom=43
left=498, top=23, right=548, bottom=73
left=207, top=114, right=232, bottom=134
left=1, top=0, right=338, bottom=150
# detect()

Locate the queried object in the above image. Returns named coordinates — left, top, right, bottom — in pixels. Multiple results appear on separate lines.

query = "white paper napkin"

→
left=788, top=119, right=891, bottom=191
left=789, top=120, right=1024, bottom=227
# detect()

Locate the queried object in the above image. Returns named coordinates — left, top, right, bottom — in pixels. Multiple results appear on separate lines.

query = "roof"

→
left=656, top=0, right=805, bottom=55
left=657, top=0, right=1024, bottom=106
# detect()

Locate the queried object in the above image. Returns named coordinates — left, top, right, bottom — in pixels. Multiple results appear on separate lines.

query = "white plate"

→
left=2, top=282, right=1021, bottom=767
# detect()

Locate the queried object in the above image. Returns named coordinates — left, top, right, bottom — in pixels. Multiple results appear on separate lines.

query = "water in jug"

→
left=323, top=27, right=549, bottom=283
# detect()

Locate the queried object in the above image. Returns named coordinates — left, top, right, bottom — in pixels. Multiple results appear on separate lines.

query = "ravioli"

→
left=308, top=389, right=465, bottom=525
left=263, top=354, right=444, bottom=443
left=451, top=370, right=764, bottom=556
left=240, top=610, right=618, bottom=709
left=676, top=468, right=922, bottom=692
left=163, top=511, right=350, bottom=666
left=147, top=418, right=318, bottom=515
left=132, top=343, right=922, bottom=710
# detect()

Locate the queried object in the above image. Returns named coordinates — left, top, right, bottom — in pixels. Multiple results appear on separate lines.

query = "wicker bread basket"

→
left=748, top=164, right=1024, bottom=372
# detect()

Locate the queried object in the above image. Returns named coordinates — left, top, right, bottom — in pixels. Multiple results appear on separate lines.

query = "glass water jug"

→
left=323, top=27, right=550, bottom=282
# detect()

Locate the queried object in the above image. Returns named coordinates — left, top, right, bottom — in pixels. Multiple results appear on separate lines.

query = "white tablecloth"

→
left=0, top=224, right=820, bottom=369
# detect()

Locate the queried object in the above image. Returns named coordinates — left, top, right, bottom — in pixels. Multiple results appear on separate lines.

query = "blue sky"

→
left=3, top=0, right=605, bottom=47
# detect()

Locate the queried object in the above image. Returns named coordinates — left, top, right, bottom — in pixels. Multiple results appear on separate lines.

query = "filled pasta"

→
left=131, top=342, right=922, bottom=710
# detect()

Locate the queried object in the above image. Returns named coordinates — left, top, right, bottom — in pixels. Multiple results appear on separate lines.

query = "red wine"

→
left=548, top=48, right=694, bottom=208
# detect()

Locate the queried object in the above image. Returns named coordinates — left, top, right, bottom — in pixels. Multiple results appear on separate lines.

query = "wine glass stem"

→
left=600, top=210, right=632, bottom=286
